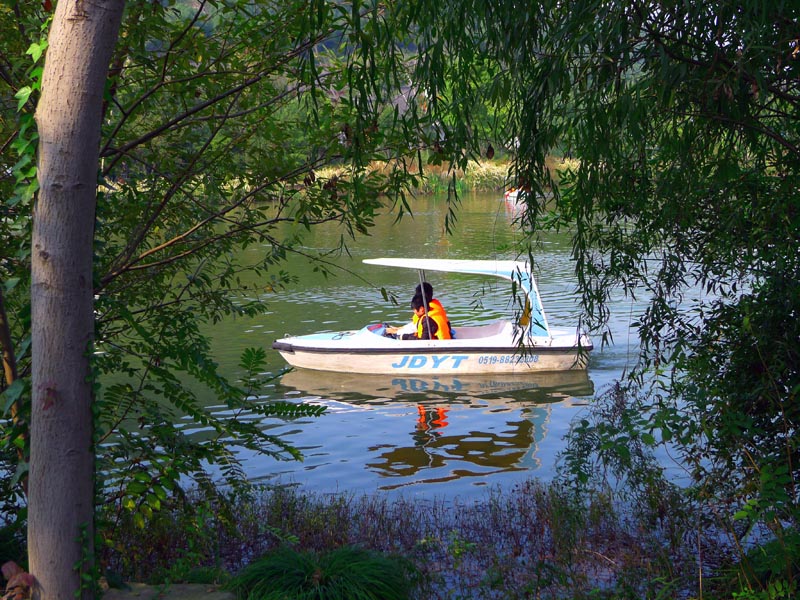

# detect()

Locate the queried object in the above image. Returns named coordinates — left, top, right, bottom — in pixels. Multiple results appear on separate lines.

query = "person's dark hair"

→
left=411, top=294, right=427, bottom=311
left=415, top=282, right=433, bottom=300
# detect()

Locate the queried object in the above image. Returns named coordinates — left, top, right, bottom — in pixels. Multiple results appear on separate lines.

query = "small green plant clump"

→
left=226, top=545, right=417, bottom=600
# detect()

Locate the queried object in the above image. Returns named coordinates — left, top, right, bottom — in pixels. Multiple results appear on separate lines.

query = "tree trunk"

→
left=29, top=2, right=124, bottom=600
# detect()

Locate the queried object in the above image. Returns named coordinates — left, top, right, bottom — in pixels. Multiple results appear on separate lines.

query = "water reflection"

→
left=277, top=369, right=593, bottom=402
left=265, top=369, right=594, bottom=494
left=365, top=404, right=538, bottom=487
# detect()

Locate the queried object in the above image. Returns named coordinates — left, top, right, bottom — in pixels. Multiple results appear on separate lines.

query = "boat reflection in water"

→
left=274, top=369, right=594, bottom=493
left=278, top=368, right=593, bottom=401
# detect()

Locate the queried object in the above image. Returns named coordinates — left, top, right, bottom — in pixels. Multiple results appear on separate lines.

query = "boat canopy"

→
left=362, top=258, right=551, bottom=337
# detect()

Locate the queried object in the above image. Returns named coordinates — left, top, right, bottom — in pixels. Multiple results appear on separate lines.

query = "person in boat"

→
left=415, top=282, right=453, bottom=336
left=386, top=282, right=453, bottom=339
left=398, top=294, right=440, bottom=340
left=412, top=281, right=453, bottom=339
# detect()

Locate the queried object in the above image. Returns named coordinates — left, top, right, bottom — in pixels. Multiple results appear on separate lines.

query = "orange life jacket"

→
left=413, top=299, right=452, bottom=340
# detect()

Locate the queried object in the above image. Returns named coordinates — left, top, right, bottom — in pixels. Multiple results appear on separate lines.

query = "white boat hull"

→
left=272, top=322, right=592, bottom=375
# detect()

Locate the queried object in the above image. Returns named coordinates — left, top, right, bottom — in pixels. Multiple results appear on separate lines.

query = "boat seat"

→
left=450, top=320, right=510, bottom=339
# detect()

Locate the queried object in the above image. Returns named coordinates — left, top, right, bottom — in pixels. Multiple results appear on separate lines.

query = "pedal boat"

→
left=272, top=258, right=593, bottom=375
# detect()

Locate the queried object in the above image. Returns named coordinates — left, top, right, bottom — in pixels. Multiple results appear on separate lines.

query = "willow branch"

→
left=100, top=29, right=332, bottom=169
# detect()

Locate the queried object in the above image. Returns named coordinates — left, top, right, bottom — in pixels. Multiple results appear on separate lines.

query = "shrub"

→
left=227, top=544, right=417, bottom=600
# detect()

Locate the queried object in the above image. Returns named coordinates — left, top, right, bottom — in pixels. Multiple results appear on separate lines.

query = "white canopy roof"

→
left=362, top=258, right=551, bottom=337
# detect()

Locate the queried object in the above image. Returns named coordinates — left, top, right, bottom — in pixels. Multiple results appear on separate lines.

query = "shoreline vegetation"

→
left=92, top=388, right=789, bottom=600
left=100, top=476, right=760, bottom=599
left=314, top=155, right=579, bottom=197
left=105, top=479, right=708, bottom=599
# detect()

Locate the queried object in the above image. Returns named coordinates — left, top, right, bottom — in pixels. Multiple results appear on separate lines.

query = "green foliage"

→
left=4, top=0, right=798, bottom=591
left=739, top=529, right=800, bottom=594
left=101, top=486, right=248, bottom=585
left=419, top=0, right=800, bottom=584
left=0, top=0, right=523, bottom=538
left=0, top=404, right=26, bottom=515
left=0, top=521, right=26, bottom=568
left=732, top=580, right=797, bottom=600
left=85, top=0, right=434, bottom=515
left=75, top=522, right=102, bottom=599
left=97, top=345, right=325, bottom=532
left=0, top=3, right=48, bottom=523
left=227, top=545, right=417, bottom=600
left=1, top=0, right=430, bottom=529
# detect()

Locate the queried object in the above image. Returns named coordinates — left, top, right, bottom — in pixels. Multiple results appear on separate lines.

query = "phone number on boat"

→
left=477, top=354, right=539, bottom=365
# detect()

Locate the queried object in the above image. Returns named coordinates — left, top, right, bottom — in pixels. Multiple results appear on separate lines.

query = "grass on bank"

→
left=96, top=478, right=772, bottom=600
left=313, top=155, right=577, bottom=197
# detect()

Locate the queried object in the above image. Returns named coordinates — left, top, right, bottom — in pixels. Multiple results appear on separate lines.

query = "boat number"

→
left=391, top=355, right=469, bottom=369
left=477, top=354, right=539, bottom=365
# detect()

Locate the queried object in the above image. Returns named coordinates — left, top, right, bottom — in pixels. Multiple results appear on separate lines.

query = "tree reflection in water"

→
left=365, top=401, right=542, bottom=486
left=261, top=369, right=594, bottom=495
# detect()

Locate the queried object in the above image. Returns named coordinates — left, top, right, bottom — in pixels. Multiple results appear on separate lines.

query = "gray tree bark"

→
left=30, top=2, right=125, bottom=599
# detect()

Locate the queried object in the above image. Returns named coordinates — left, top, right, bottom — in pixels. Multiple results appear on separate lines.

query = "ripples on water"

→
left=202, top=192, right=646, bottom=500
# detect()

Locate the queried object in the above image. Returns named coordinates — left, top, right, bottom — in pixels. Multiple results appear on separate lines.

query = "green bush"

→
left=227, top=544, right=417, bottom=600
left=0, top=521, right=26, bottom=568
left=727, top=529, right=800, bottom=599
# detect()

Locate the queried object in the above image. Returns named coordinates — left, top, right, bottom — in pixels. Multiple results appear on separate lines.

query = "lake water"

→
left=205, top=192, right=645, bottom=501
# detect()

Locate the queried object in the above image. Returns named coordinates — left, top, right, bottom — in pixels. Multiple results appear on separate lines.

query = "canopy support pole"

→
left=417, top=270, right=433, bottom=339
